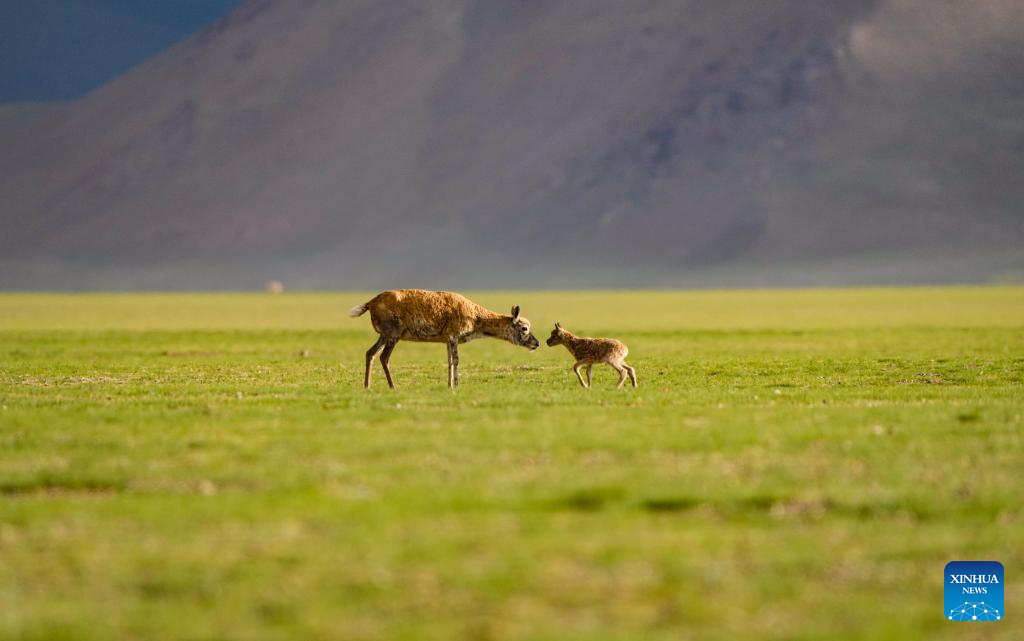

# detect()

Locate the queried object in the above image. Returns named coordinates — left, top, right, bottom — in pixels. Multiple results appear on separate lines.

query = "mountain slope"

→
left=1, top=0, right=1021, bottom=289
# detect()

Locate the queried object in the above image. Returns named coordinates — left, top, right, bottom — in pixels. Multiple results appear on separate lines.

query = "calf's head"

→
left=546, top=322, right=568, bottom=347
left=507, top=305, right=540, bottom=350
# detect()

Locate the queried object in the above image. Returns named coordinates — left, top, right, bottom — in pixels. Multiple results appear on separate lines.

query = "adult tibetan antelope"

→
left=350, top=289, right=540, bottom=388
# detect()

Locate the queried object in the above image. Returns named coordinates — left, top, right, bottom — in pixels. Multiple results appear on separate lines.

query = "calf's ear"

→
left=555, top=322, right=561, bottom=330
left=511, top=305, right=520, bottom=319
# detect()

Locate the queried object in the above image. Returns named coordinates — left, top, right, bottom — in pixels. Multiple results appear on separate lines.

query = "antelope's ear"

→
left=511, top=305, right=520, bottom=320
left=555, top=322, right=561, bottom=330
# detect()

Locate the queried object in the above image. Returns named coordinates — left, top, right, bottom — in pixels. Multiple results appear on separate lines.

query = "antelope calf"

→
left=546, top=323, right=637, bottom=389
left=350, top=289, right=540, bottom=388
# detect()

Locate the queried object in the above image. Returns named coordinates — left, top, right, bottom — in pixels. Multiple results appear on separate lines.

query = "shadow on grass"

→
left=540, top=488, right=995, bottom=521
left=0, top=477, right=124, bottom=498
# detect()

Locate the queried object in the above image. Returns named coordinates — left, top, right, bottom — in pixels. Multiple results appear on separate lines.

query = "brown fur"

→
left=350, top=289, right=539, bottom=388
left=546, top=323, right=637, bottom=389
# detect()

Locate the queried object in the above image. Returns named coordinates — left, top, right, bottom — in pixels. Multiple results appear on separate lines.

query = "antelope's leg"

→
left=380, top=339, right=399, bottom=389
left=573, top=361, right=589, bottom=388
left=364, top=336, right=386, bottom=388
left=585, top=364, right=593, bottom=387
left=451, top=342, right=460, bottom=387
left=624, top=363, right=637, bottom=387
left=446, top=341, right=456, bottom=388
left=612, top=363, right=628, bottom=389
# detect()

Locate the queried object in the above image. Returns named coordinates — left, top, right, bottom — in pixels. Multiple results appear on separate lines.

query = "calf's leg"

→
left=573, top=361, right=589, bottom=388
left=612, top=363, right=628, bottom=389
left=624, top=363, right=637, bottom=387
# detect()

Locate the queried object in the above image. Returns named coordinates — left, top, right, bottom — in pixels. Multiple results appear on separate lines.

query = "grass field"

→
left=1, top=288, right=1022, bottom=640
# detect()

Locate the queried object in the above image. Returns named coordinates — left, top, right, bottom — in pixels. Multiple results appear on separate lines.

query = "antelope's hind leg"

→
left=446, top=341, right=457, bottom=388
left=624, top=363, right=637, bottom=388
left=380, top=338, right=399, bottom=388
left=612, top=362, right=628, bottom=389
left=364, top=336, right=386, bottom=388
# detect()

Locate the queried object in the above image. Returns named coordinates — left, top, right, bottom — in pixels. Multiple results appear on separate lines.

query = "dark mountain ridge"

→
left=1, top=0, right=1021, bottom=289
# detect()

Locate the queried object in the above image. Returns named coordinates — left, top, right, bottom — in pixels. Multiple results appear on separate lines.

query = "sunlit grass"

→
left=1, top=288, right=1022, bottom=640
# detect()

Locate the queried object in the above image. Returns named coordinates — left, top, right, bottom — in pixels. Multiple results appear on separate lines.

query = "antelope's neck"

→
left=477, top=314, right=509, bottom=338
left=563, top=333, right=583, bottom=354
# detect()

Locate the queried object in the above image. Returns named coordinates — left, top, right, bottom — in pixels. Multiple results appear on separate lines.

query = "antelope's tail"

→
left=349, top=302, right=370, bottom=318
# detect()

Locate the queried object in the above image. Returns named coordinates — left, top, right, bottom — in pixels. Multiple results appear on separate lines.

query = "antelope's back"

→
left=369, top=289, right=478, bottom=339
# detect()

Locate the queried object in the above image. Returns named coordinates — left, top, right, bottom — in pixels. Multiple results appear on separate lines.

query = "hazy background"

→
left=0, top=0, right=1021, bottom=290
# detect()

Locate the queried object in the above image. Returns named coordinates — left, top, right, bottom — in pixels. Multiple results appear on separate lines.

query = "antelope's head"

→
left=546, top=322, right=569, bottom=347
left=508, top=305, right=540, bottom=351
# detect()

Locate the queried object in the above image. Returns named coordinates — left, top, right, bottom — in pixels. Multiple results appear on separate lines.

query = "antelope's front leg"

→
left=451, top=343, right=460, bottom=387
left=573, top=361, right=589, bottom=388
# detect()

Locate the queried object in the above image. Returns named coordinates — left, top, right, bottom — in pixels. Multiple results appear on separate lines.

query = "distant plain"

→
left=1, top=288, right=1021, bottom=640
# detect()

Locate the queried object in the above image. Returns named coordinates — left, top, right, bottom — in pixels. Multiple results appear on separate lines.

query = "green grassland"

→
left=1, top=288, right=1022, bottom=640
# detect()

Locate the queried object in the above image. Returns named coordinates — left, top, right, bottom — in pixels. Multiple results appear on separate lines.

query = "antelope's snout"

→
left=526, top=333, right=540, bottom=351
